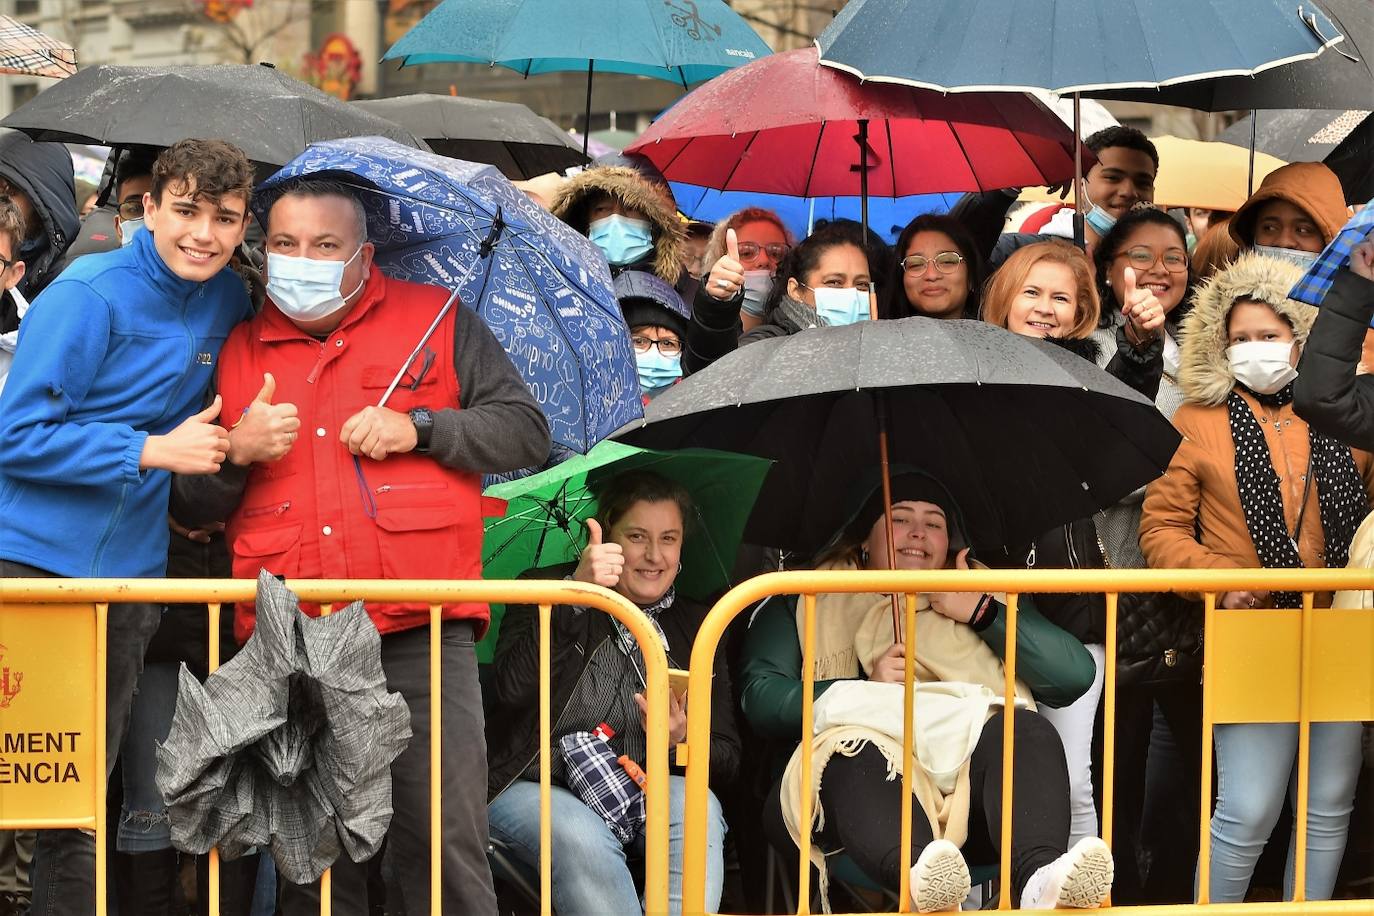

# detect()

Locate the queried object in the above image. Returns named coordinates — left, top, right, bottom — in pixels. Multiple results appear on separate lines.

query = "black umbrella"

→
left=354, top=94, right=587, bottom=180
left=1325, top=112, right=1373, bottom=204
left=1088, top=0, right=1372, bottom=110
left=0, top=63, right=428, bottom=168
left=1218, top=109, right=1368, bottom=163
left=615, top=317, right=1181, bottom=569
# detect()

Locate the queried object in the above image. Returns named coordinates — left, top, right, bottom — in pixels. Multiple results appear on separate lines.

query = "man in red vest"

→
left=176, top=176, right=550, bottom=914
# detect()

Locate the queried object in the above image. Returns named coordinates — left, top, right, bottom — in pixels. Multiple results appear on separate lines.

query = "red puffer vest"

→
left=218, top=271, right=487, bottom=643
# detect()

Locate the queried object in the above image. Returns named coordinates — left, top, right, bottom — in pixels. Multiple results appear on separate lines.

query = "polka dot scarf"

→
left=1228, top=384, right=1369, bottom=608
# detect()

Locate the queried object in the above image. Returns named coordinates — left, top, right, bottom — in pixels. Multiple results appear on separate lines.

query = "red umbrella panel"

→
left=627, top=47, right=1091, bottom=197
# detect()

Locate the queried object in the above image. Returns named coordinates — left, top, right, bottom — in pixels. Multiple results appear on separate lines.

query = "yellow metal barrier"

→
left=681, top=568, right=1374, bottom=916
left=0, top=577, right=672, bottom=916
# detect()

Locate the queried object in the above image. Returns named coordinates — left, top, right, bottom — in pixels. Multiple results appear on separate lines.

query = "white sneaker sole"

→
left=1052, top=837, right=1115, bottom=908
left=910, top=838, right=971, bottom=913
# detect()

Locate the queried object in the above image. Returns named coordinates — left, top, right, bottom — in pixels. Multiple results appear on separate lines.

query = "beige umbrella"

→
left=0, top=15, right=75, bottom=79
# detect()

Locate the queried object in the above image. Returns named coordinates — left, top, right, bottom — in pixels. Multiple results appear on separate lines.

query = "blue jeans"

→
left=487, top=775, right=726, bottom=915
left=117, top=661, right=180, bottom=853
left=1206, top=721, right=1363, bottom=902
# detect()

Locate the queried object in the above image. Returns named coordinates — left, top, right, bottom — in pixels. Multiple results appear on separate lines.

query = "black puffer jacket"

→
left=486, top=563, right=741, bottom=800
left=989, top=518, right=1106, bottom=644
left=0, top=129, right=78, bottom=301
left=1295, top=271, right=1374, bottom=451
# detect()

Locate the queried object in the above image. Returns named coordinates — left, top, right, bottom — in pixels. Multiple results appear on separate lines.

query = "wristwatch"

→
left=409, top=407, right=434, bottom=453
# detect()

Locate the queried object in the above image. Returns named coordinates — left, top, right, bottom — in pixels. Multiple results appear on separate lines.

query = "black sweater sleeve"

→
left=1105, top=322, right=1164, bottom=401
left=684, top=281, right=744, bottom=375
left=1295, top=271, right=1374, bottom=451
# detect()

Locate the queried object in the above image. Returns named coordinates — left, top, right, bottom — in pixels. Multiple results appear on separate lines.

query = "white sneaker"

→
left=909, top=838, right=970, bottom=912
left=1019, top=836, right=1114, bottom=909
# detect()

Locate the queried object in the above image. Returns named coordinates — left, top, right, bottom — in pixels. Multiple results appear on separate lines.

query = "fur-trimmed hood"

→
left=550, top=165, right=684, bottom=283
left=1178, top=252, right=1315, bottom=406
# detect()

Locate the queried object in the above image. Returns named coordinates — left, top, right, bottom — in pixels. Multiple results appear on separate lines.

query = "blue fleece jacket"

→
left=0, top=228, right=250, bottom=578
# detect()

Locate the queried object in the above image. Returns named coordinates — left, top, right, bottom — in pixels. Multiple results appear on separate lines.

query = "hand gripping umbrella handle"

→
left=376, top=211, right=506, bottom=408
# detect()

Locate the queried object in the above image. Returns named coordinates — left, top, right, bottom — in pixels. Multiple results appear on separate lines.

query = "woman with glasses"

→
left=881, top=214, right=985, bottom=321
left=614, top=270, right=692, bottom=401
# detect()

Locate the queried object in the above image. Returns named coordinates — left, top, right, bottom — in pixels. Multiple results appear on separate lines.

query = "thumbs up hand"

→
left=139, top=395, right=232, bottom=475
left=573, top=518, right=625, bottom=588
left=226, top=372, right=301, bottom=466
left=928, top=548, right=982, bottom=623
left=704, top=227, right=746, bottom=302
left=1121, top=266, right=1165, bottom=346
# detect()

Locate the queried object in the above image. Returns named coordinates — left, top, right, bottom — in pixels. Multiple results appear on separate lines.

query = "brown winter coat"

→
left=1140, top=254, right=1374, bottom=603
left=550, top=165, right=685, bottom=283
left=1229, top=161, right=1349, bottom=249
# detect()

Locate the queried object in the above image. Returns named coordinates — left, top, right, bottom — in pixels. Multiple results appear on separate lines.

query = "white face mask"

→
left=1227, top=340, right=1298, bottom=394
left=266, top=246, right=366, bottom=322
left=741, top=270, right=772, bottom=317
left=812, top=286, right=870, bottom=327
left=1253, top=244, right=1320, bottom=269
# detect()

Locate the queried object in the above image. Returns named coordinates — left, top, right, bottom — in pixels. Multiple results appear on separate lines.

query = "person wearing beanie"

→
left=1229, top=162, right=1350, bottom=267
left=1140, top=251, right=1374, bottom=904
left=740, top=469, right=1114, bottom=912
left=613, top=269, right=690, bottom=400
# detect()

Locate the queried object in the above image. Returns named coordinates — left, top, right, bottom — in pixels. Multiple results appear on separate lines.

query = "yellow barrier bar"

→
left=95, top=602, right=108, bottom=916
left=1293, top=592, right=1314, bottom=903
left=997, top=593, right=1018, bottom=911
left=1102, top=592, right=1119, bottom=908
left=320, top=602, right=333, bottom=916
left=429, top=603, right=443, bottom=912
left=539, top=602, right=552, bottom=916
left=897, top=592, right=918, bottom=912
left=797, top=593, right=817, bottom=915
left=208, top=601, right=221, bottom=916
left=1199, top=590, right=1217, bottom=905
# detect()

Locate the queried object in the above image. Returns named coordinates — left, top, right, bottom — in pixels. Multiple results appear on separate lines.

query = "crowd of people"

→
left=0, top=116, right=1369, bottom=916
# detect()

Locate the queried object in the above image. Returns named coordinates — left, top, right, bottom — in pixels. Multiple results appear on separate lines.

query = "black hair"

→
left=1084, top=126, right=1159, bottom=172
left=1093, top=207, right=1194, bottom=330
left=266, top=176, right=368, bottom=244
left=881, top=213, right=985, bottom=320
left=760, top=220, right=871, bottom=320
left=115, top=149, right=159, bottom=196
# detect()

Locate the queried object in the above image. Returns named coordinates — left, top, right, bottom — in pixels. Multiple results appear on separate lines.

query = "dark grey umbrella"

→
left=1089, top=0, right=1372, bottom=110
left=1325, top=112, right=1373, bottom=204
left=157, top=572, right=411, bottom=885
left=614, top=317, right=1181, bottom=558
left=0, top=63, right=428, bottom=167
left=354, top=94, right=586, bottom=180
left=1218, top=109, right=1369, bottom=163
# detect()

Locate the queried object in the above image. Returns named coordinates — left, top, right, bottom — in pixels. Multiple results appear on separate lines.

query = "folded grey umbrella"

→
left=157, top=571, right=411, bottom=884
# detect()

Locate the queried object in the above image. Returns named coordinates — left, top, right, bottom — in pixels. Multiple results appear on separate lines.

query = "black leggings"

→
left=764, top=709, right=1071, bottom=901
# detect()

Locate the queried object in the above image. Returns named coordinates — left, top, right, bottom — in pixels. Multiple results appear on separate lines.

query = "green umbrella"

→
left=478, top=441, right=772, bottom=660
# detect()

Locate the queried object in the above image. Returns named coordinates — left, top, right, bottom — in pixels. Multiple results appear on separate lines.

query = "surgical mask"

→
left=589, top=214, right=654, bottom=266
left=266, top=246, right=365, bottom=322
left=635, top=345, right=681, bottom=392
left=118, top=218, right=144, bottom=247
left=741, top=270, right=772, bottom=317
left=1253, top=244, right=1320, bottom=269
left=1085, top=205, right=1117, bottom=237
left=1228, top=340, right=1298, bottom=395
left=812, top=286, right=870, bottom=327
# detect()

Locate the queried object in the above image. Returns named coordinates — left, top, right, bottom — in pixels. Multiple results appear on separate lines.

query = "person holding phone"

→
left=486, top=470, right=740, bottom=915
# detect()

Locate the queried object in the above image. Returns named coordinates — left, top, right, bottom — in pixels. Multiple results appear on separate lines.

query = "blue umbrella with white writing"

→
left=256, top=136, right=642, bottom=455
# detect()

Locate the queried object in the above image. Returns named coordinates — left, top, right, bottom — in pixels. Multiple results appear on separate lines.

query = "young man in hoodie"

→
left=0, top=129, right=79, bottom=300
left=1228, top=161, right=1350, bottom=266
left=0, top=138, right=254, bottom=915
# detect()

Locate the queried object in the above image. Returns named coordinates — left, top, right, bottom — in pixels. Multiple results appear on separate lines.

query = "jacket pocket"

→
left=232, top=522, right=303, bottom=581
left=373, top=502, right=463, bottom=597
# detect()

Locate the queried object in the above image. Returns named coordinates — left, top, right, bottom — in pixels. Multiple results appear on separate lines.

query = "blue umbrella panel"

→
left=257, top=136, right=643, bottom=454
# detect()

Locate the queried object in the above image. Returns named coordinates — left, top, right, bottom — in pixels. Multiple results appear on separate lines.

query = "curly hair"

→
left=150, top=139, right=253, bottom=209
left=702, top=207, right=793, bottom=268
left=1085, top=126, right=1159, bottom=171
left=981, top=240, right=1100, bottom=339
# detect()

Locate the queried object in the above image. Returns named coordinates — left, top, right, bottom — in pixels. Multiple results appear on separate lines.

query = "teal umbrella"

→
left=479, top=441, right=771, bottom=659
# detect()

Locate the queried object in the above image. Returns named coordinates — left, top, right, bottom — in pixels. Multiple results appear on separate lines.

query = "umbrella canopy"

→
left=1325, top=114, right=1373, bottom=205
left=669, top=183, right=962, bottom=244
left=615, top=317, right=1181, bottom=555
left=483, top=440, right=772, bottom=600
left=1218, top=109, right=1369, bottom=163
left=354, top=94, right=587, bottom=181
left=626, top=48, right=1087, bottom=199
left=0, top=14, right=75, bottom=79
left=816, top=0, right=1347, bottom=95
left=157, top=572, right=411, bottom=885
left=1089, top=0, right=1372, bottom=110
left=1019, top=136, right=1289, bottom=212
left=382, top=0, right=772, bottom=85
left=0, top=64, right=426, bottom=168
left=256, top=136, right=642, bottom=454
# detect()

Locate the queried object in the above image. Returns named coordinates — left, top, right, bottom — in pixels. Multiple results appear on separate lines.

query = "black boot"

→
left=115, top=847, right=179, bottom=916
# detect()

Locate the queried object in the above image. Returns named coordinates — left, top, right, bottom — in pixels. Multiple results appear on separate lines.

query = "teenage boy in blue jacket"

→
left=0, top=138, right=254, bottom=914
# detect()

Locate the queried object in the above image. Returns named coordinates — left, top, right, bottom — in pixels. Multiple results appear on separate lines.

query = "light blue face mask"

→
left=589, top=214, right=654, bottom=266
left=118, top=218, right=144, bottom=248
left=635, top=345, right=682, bottom=392
left=812, top=286, right=870, bottom=327
left=1253, top=244, right=1320, bottom=269
left=266, top=245, right=365, bottom=322
left=741, top=270, right=772, bottom=317
left=1084, top=205, right=1117, bottom=237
